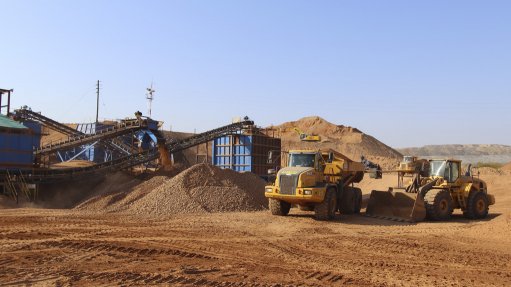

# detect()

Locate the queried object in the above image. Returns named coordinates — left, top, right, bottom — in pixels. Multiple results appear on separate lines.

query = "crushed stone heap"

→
left=75, top=163, right=268, bottom=216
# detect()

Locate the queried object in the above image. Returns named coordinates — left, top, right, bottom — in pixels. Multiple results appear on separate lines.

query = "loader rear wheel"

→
left=463, top=191, right=489, bottom=219
left=340, top=187, right=355, bottom=214
left=424, top=190, right=453, bottom=221
left=269, top=198, right=291, bottom=216
left=314, top=188, right=337, bottom=220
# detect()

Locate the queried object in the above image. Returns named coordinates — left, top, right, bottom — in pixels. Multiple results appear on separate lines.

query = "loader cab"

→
left=429, top=160, right=461, bottom=183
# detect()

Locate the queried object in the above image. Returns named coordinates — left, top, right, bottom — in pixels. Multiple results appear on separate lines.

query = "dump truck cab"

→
left=265, top=149, right=367, bottom=220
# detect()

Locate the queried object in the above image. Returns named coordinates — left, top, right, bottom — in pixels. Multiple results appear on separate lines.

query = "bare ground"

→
left=1, top=174, right=510, bottom=286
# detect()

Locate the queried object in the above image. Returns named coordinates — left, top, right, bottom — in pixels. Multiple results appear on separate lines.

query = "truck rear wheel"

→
left=424, top=189, right=453, bottom=221
left=269, top=198, right=291, bottom=216
left=314, top=188, right=337, bottom=220
left=463, top=191, right=489, bottom=219
left=353, top=187, right=362, bottom=214
left=340, top=187, right=355, bottom=214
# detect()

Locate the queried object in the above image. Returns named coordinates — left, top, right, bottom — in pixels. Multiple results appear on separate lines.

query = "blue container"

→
left=21, top=121, right=42, bottom=149
left=212, top=134, right=281, bottom=177
left=0, top=132, right=35, bottom=169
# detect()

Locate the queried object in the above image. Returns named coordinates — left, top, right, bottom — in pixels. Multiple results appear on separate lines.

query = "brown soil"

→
left=273, top=116, right=402, bottom=170
left=1, top=171, right=510, bottom=286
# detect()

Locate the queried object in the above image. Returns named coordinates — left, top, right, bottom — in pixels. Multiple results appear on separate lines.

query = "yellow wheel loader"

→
left=366, top=159, right=495, bottom=222
left=265, top=149, right=381, bottom=220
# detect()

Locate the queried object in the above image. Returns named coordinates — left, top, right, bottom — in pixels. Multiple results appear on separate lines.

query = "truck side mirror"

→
left=268, top=169, right=276, bottom=175
left=328, top=152, right=334, bottom=163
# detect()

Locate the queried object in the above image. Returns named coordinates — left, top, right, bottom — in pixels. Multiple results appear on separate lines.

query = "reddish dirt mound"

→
left=272, top=116, right=402, bottom=169
left=76, top=163, right=268, bottom=215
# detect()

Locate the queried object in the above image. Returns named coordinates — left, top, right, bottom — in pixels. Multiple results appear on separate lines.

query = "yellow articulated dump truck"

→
left=367, top=159, right=496, bottom=222
left=264, top=149, right=380, bottom=220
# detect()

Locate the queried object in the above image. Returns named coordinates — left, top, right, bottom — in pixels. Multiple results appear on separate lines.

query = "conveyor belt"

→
left=36, top=119, right=148, bottom=155
left=13, top=108, right=137, bottom=156
left=13, top=108, right=82, bottom=136
left=0, top=120, right=254, bottom=182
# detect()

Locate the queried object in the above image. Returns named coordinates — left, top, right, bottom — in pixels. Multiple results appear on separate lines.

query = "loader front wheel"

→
left=269, top=198, right=291, bottom=216
left=424, top=189, right=453, bottom=221
left=314, top=188, right=337, bottom=220
left=463, top=191, right=489, bottom=219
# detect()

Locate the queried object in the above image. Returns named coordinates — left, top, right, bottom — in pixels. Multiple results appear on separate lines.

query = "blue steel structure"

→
left=212, top=133, right=281, bottom=177
left=54, top=121, right=159, bottom=163
left=56, top=122, right=113, bottom=162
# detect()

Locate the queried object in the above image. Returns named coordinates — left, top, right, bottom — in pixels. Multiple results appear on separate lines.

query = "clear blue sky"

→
left=1, top=0, right=510, bottom=147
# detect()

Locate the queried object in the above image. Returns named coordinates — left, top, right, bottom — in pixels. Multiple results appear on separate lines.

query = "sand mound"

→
left=272, top=116, right=402, bottom=169
left=501, top=161, right=511, bottom=171
left=76, top=164, right=268, bottom=216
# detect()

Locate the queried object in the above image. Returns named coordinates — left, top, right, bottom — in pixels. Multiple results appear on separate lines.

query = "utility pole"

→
left=96, top=80, right=100, bottom=123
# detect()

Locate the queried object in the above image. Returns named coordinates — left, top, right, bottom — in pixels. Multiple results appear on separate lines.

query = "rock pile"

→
left=75, top=164, right=268, bottom=216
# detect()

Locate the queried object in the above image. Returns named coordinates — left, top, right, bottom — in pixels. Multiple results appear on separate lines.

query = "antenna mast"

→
left=146, top=82, right=155, bottom=118
left=96, top=80, right=100, bottom=123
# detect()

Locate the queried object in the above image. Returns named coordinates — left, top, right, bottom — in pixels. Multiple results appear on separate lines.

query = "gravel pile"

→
left=76, top=164, right=268, bottom=215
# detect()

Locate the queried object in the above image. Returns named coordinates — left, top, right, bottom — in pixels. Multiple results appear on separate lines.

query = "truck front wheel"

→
left=269, top=198, right=291, bottom=216
left=314, top=188, right=337, bottom=220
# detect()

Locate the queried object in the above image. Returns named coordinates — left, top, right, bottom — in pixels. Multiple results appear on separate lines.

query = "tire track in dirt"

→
left=2, top=267, right=298, bottom=287
left=38, top=239, right=218, bottom=260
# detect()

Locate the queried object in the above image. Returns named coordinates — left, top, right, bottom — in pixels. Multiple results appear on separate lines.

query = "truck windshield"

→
left=289, top=153, right=316, bottom=167
left=430, top=160, right=446, bottom=177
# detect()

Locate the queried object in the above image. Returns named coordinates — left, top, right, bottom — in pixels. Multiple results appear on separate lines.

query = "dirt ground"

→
left=1, top=174, right=510, bottom=286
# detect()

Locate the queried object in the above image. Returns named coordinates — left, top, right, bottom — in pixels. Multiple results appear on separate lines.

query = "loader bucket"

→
left=366, top=189, right=426, bottom=222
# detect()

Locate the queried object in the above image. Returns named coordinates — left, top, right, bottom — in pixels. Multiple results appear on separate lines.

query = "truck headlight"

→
left=303, top=190, right=312, bottom=195
left=265, top=188, right=273, bottom=193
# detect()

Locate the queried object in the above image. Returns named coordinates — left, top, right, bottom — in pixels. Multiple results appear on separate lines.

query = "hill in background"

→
left=270, top=116, right=402, bottom=169
left=397, top=144, right=511, bottom=164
